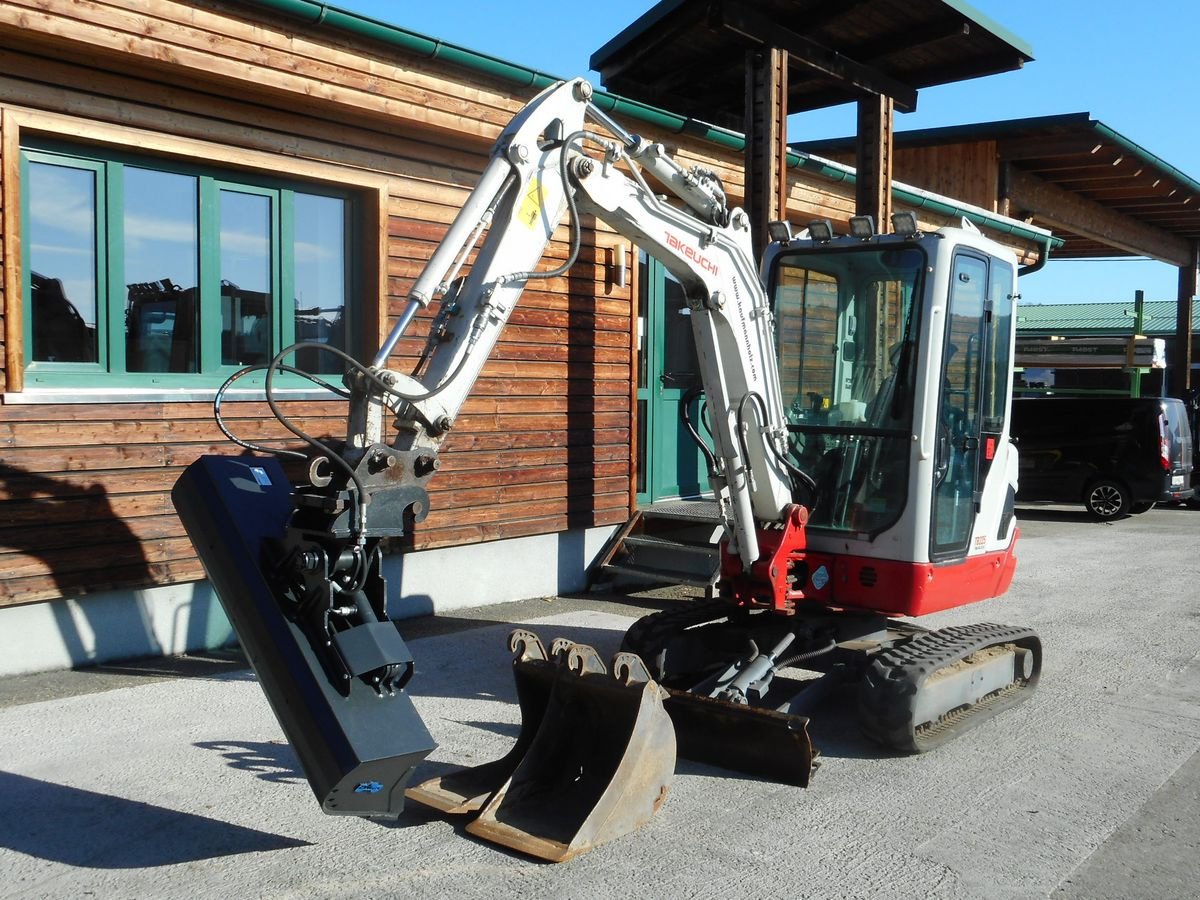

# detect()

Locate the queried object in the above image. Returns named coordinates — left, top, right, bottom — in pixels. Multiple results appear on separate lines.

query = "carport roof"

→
left=1016, top=301, right=1200, bottom=335
left=590, top=0, right=1033, bottom=129
left=795, top=113, right=1200, bottom=260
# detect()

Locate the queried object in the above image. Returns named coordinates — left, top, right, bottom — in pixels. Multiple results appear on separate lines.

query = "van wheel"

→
left=1130, top=501, right=1156, bottom=514
left=1085, top=479, right=1130, bottom=519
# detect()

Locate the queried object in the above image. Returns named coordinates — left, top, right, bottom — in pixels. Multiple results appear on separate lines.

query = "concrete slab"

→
left=2, top=506, right=1199, bottom=898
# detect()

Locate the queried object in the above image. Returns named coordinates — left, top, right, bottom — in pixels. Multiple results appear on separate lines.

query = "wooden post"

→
left=1174, top=241, right=1198, bottom=398
left=855, top=94, right=893, bottom=232
left=745, top=47, right=789, bottom=261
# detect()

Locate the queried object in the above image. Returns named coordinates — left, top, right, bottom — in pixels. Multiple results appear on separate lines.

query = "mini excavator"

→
left=174, top=78, right=1041, bottom=862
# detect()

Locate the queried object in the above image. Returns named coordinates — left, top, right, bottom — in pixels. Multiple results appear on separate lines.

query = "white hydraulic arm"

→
left=355, top=78, right=798, bottom=567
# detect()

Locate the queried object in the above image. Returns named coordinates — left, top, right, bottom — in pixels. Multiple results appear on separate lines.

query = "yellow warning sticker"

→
left=518, top=177, right=543, bottom=229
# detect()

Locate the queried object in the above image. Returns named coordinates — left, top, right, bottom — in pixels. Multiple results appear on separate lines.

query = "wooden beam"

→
left=1008, top=167, right=1192, bottom=266
left=856, top=93, right=894, bottom=230
left=998, top=135, right=1107, bottom=161
left=744, top=46, right=789, bottom=260
left=716, top=0, right=918, bottom=112
left=1173, top=242, right=1197, bottom=397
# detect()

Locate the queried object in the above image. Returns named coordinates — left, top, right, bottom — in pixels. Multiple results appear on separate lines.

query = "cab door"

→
left=930, top=252, right=989, bottom=560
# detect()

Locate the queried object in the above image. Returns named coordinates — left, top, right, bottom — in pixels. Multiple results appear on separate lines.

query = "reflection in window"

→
left=220, top=190, right=272, bottom=367
left=28, top=162, right=98, bottom=363
left=21, top=143, right=357, bottom=387
left=773, top=246, right=925, bottom=534
left=124, top=168, right=199, bottom=372
left=293, top=193, right=347, bottom=374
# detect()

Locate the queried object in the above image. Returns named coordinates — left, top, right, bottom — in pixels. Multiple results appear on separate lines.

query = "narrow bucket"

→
left=405, top=630, right=555, bottom=815
left=463, top=639, right=676, bottom=862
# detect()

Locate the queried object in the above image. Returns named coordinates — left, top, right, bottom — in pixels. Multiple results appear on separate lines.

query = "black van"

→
left=1011, top=396, right=1194, bottom=519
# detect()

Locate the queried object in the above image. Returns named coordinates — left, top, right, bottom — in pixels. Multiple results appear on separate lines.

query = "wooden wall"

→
left=819, top=140, right=1001, bottom=216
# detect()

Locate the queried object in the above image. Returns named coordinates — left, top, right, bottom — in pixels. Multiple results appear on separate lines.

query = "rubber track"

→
left=621, top=599, right=735, bottom=681
left=858, top=622, right=1041, bottom=754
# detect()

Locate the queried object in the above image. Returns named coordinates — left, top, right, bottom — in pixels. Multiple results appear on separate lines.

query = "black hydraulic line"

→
left=680, top=386, right=720, bottom=477
left=738, top=392, right=818, bottom=497
left=213, top=361, right=349, bottom=460
left=775, top=638, right=837, bottom=669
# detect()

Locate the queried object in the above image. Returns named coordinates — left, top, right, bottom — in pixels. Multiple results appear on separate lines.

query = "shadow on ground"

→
left=0, top=771, right=309, bottom=868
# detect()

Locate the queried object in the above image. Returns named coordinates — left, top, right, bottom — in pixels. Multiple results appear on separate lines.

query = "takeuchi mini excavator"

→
left=173, top=78, right=1042, bottom=862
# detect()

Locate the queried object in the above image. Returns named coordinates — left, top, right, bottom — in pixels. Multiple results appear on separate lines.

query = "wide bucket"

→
left=410, top=632, right=676, bottom=862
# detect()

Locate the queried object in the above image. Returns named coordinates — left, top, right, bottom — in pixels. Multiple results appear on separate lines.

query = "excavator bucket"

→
left=404, top=630, right=555, bottom=815
left=408, top=631, right=676, bottom=862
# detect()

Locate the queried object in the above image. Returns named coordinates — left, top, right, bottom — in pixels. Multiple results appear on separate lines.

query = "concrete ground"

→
left=2, top=503, right=1199, bottom=899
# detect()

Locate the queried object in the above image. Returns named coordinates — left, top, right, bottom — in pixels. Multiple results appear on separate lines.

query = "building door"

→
left=635, top=253, right=711, bottom=505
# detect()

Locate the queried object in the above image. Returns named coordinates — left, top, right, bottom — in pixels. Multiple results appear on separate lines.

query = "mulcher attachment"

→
left=406, top=631, right=676, bottom=863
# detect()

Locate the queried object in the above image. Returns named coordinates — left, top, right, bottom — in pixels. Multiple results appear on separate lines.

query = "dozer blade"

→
left=661, top=689, right=817, bottom=787
left=443, top=634, right=675, bottom=862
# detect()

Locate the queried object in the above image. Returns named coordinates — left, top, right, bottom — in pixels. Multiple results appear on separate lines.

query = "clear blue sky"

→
left=336, top=0, right=1198, bottom=305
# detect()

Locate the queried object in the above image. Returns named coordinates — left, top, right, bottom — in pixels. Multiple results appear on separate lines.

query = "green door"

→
left=635, top=253, right=712, bottom=505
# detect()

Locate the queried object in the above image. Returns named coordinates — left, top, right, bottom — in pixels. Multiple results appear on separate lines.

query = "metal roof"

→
left=796, top=113, right=1200, bottom=260
left=590, top=0, right=1033, bottom=129
left=1017, top=301, right=1200, bottom=335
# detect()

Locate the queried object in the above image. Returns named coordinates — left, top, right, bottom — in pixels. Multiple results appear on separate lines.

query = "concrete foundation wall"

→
left=0, top=525, right=616, bottom=677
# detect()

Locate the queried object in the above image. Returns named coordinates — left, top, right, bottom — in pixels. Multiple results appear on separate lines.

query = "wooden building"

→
left=0, top=0, right=1054, bottom=675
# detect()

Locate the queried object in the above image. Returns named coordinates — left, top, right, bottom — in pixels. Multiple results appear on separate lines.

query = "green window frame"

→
left=19, top=141, right=358, bottom=390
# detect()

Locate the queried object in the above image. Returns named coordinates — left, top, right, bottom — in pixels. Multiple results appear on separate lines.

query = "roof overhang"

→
left=796, top=114, right=1200, bottom=265
left=591, top=0, right=1033, bottom=129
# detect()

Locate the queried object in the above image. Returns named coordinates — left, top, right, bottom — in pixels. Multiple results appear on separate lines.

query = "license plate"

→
left=1172, top=474, right=1184, bottom=486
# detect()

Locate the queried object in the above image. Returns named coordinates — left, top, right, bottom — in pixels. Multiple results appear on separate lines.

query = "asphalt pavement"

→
left=2, top=503, right=1198, bottom=899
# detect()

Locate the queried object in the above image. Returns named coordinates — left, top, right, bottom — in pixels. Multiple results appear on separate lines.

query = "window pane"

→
left=28, top=162, right=99, bottom=363
left=773, top=246, right=925, bottom=535
left=293, top=193, right=346, bottom=374
left=984, top=263, right=1014, bottom=430
left=124, top=168, right=199, bottom=373
left=220, top=190, right=272, bottom=367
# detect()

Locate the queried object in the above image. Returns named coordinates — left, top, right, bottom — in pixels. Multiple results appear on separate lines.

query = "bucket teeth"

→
left=406, top=631, right=677, bottom=862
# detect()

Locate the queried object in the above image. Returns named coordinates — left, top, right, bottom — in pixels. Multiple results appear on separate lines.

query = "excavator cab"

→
left=764, top=224, right=1022, bottom=617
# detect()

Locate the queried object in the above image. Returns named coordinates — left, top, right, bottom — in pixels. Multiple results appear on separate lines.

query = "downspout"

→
left=1018, top=237, right=1053, bottom=278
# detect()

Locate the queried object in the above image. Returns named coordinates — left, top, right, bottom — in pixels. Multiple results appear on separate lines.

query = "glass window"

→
left=773, top=245, right=925, bottom=535
left=28, top=161, right=100, bottom=364
left=293, top=193, right=347, bottom=375
left=20, top=144, right=356, bottom=389
left=983, top=262, right=1015, bottom=431
left=219, top=189, right=274, bottom=368
left=124, top=168, right=199, bottom=373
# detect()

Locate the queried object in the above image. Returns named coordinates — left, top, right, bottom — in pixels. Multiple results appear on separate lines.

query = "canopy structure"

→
left=592, top=0, right=1033, bottom=252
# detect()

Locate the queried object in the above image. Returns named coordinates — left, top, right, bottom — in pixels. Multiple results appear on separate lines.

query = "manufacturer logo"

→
left=665, top=232, right=719, bottom=276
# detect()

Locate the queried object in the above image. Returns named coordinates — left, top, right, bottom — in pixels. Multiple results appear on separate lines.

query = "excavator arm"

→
left=338, top=78, right=797, bottom=568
